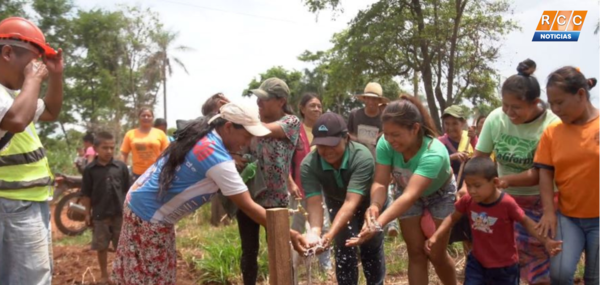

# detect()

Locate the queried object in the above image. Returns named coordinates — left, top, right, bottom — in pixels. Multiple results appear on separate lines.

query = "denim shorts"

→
left=395, top=177, right=457, bottom=220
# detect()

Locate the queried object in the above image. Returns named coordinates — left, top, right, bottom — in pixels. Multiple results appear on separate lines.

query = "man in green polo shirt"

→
left=301, top=112, right=385, bottom=285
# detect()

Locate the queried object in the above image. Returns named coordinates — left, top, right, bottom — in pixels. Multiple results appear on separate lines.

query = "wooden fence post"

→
left=266, top=208, right=293, bottom=285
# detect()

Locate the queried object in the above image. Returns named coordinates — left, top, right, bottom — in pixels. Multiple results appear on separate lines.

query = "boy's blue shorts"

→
left=465, top=253, right=519, bottom=285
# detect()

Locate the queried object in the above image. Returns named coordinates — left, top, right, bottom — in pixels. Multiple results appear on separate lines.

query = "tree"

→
left=0, top=2, right=177, bottom=172
left=33, top=0, right=76, bottom=146
left=0, top=0, right=28, bottom=19
left=298, top=48, right=406, bottom=118
left=302, top=0, right=517, bottom=131
left=147, top=30, right=192, bottom=121
left=66, top=6, right=168, bottom=146
left=70, top=8, right=128, bottom=128
left=120, top=6, right=164, bottom=125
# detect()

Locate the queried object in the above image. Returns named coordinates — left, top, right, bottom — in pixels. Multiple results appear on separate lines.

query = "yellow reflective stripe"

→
left=0, top=88, right=52, bottom=200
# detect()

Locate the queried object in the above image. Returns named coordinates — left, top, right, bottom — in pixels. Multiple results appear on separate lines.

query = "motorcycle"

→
left=52, top=173, right=88, bottom=236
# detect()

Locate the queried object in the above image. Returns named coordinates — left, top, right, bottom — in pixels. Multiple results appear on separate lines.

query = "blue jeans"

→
left=551, top=212, right=599, bottom=285
left=0, top=198, right=52, bottom=285
left=465, top=253, right=519, bottom=285
left=325, top=198, right=385, bottom=285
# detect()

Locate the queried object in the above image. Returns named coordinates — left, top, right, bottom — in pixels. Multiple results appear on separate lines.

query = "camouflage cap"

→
left=251, top=77, right=290, bottom=100
left=442, top=105, right=465, bottom=119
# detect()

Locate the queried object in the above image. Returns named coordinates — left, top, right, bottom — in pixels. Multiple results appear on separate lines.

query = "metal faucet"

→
left=289, top=198, right=308, bottom=219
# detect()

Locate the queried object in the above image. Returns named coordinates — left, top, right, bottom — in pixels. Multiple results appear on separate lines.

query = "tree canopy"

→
left=301, top=0, right=514, bottom=130
left=1, top=1, right=187, bottom=173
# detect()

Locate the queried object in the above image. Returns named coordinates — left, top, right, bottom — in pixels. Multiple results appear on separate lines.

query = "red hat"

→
left=0, top=17, right=57, bottom=57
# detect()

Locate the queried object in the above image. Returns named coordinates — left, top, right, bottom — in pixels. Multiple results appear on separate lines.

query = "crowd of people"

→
left=0, top=16, right=598, bottom=285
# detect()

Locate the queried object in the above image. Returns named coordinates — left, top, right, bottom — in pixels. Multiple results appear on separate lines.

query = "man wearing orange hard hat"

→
left=0, top=17, right=63, bottom=285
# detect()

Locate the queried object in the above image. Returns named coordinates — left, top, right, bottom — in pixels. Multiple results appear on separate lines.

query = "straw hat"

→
left=356, top=82, right=390, bottom=103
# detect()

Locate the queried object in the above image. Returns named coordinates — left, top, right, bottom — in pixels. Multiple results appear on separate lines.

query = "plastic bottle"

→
left=240, top=162, right=257, bottom=183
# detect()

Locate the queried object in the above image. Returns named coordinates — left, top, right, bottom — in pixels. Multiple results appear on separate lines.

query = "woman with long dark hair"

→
left=348, top=95, right=458, bottom=285
left=473, top=59, right=559, bottom=285
left=111, top=103, right=307, bottom=285
left=120, top=107, right=169, bottom=180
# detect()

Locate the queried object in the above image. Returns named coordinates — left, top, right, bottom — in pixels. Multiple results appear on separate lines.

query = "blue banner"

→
left=532, top=31, right=580, bottom=42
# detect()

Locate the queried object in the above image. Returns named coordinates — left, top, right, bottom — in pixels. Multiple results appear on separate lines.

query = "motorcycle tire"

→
left=54, top=192, right=87, bottom=236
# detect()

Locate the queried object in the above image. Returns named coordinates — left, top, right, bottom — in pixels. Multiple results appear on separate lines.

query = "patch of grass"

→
left=384, top=236, right=409, bottom=275
left=176, top=210, right=589, bottom=284
left=54, top=230, right=92, bottom=246
left=176, top=206, right=269, bottom=284
left=575, top=255, right=586, bottom=279
left=178, top=202, right=212, bottom=230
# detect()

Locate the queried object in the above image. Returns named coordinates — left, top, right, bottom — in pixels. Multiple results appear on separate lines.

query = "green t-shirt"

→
left=376, top=136, right=452, bottom=197
left=476, top=107, right=559, bottom=196
left=301, top=142, right=374, bottom=202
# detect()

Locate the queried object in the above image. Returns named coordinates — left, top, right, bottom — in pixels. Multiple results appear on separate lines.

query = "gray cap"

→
left=251, top=77, right=290, bottom=100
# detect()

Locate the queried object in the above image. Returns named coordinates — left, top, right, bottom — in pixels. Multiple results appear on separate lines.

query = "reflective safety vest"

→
left=0, top=90, right=53, bottom=202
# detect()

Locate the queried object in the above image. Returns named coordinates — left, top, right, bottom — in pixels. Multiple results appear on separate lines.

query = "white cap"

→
left=208, top=103, right=271, bottom=137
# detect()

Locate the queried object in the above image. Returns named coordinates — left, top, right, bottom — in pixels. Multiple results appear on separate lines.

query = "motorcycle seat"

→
left=62, top=175, right=82, bottom=184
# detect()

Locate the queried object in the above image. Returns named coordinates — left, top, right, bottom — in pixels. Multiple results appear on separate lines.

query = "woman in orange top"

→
left=534, top=67, right=598, bottom=285
left=121, top=107, right=170, bottom=180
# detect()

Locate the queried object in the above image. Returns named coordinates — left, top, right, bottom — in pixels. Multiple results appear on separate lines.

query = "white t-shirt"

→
left=0, top=84, right=46, bottom=139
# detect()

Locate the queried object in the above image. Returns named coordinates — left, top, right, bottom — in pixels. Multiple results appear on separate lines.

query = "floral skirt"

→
left=513, top=194, right=557, bottom=284
left=111, top=206, right=176, bottom=285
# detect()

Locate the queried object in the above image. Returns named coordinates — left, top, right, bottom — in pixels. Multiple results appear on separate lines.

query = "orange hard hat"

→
left=0, top=17, right=57, bottom=57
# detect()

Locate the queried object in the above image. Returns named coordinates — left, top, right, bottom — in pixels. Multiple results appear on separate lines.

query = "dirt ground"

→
left=51, top=245, right=198, bottom=285
left=50, top=206, right=199, bottom=285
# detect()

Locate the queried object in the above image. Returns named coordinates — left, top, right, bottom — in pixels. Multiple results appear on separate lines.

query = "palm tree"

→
left=148, top=30, right=193, bottom=121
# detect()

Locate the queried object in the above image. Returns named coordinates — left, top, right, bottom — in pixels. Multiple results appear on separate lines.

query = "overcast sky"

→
left=78, top=0, right=600, bottom=127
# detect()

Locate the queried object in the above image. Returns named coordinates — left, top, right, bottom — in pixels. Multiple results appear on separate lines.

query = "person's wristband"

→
left=370, top=201, right=382, bottom=210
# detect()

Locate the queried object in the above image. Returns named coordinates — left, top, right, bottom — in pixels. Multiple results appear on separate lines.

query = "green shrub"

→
left=47, top=147, right=78, bottom=175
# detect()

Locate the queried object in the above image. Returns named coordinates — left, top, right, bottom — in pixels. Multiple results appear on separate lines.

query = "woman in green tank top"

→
left=348, top=96, right=458, bottom=285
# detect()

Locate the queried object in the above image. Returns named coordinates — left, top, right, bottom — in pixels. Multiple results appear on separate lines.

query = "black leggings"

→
left=237, top=209, right=267, bottom=285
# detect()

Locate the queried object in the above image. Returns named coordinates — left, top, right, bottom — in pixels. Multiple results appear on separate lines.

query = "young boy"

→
left=425, top=157, right=562, bottom=285
left=80, top=131, right=131, bottom=283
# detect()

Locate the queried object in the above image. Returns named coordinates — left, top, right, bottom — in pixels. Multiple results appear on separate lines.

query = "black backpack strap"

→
left=0, top=132, right=14, bottom=150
